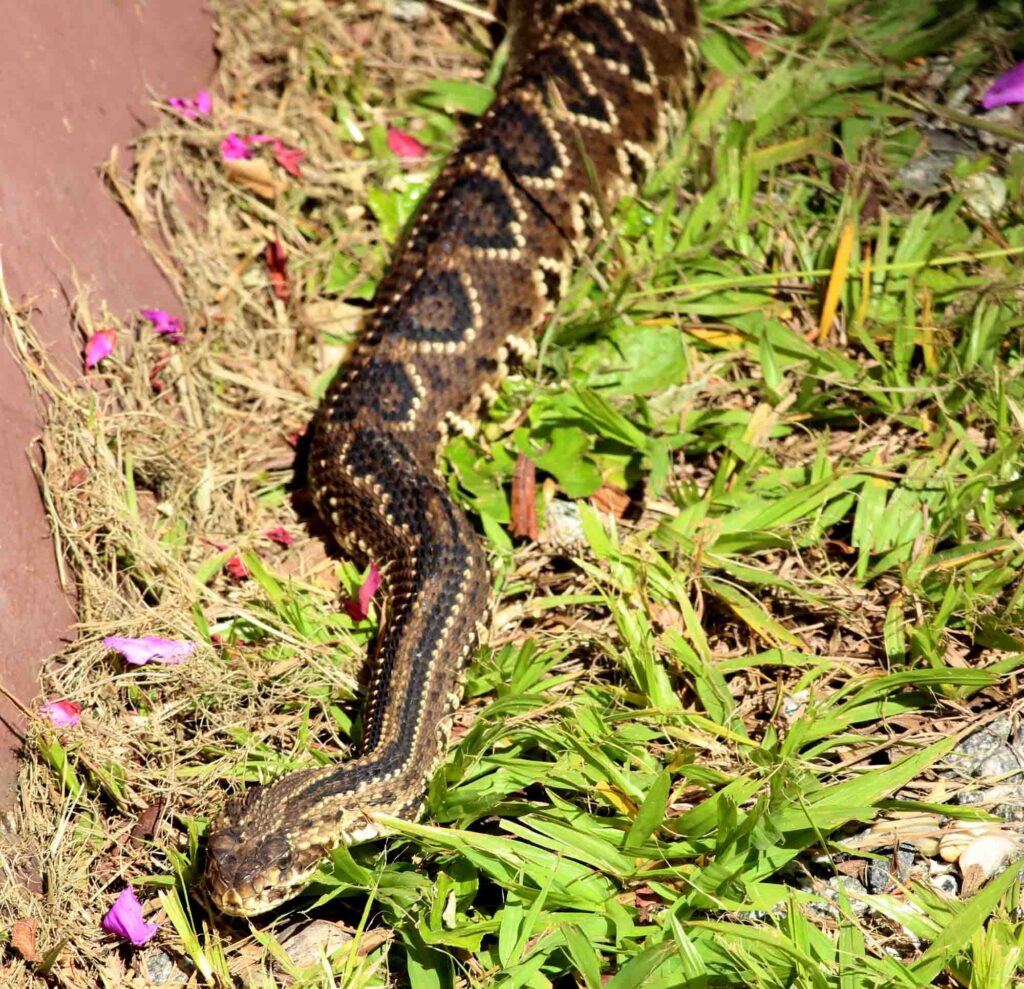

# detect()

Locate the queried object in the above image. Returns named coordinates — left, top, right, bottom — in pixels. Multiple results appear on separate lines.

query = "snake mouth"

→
left=205, top=875, right=291, bottom=918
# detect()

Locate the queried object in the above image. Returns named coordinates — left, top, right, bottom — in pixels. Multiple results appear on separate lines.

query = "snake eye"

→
left=258, top=833, right=292, bottom=870
left=207, top=828, right=241, bottom=858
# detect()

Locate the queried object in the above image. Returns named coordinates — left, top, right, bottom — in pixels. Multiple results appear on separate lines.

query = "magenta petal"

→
left=167, top=97, right=190, bottom=115
left=141, top=309, right=184, bottom=344
left=982, top=62, right=1024, bottom=109
left=40, top=699, right=82, bottom=728
left=220, top=133, right=252, bottom=160
left=84, top=329, right=117, bottom=369
left=103, top=635, right=195, bottom=666
left=102, top=887, right=159, bottom=947
left=168, top=89, right=211, bottom=120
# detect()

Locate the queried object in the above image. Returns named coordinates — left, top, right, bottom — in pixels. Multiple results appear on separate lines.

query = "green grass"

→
left=5, top=0, right=1024, bottom=986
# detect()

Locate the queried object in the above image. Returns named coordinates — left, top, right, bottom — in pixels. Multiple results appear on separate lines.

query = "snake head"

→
left=204, top=771, right=384, bottom=917
left=205, top=818, right=312, bottom=917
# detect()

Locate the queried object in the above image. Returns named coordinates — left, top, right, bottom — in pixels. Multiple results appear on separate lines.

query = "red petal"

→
left=272, top=142, right=306, bottom=177
left=387, top=126, right=427, bottom=161
left=266, top=238, right=291, bottom=302
left=265, top=527, right=294, bottom=547
left=226, top=555, right=249, bottom=580
left=344, top=562, right=382, bottom=621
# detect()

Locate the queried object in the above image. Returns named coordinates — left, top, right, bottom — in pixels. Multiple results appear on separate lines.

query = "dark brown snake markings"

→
left=206, top=0, right=699, bottom=916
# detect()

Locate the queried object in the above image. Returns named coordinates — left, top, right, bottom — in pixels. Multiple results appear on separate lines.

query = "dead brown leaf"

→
left=11, top=918, right=40, bottom=963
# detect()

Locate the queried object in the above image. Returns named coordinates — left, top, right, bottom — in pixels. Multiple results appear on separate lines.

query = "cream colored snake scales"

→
left=206, top=0, right=698, bottom=916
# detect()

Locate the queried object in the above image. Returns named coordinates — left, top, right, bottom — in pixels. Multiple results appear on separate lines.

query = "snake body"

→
left=206, top=0, right=698, bottom=916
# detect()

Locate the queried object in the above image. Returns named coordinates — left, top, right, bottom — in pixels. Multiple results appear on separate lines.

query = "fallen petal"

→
left=265, top=527, right=294, bottom=547
left=168, top=89, right=212, bottom=120
left=272, top=143, right=306, bottom=178
left=140, top=309, right=184, bottom=344
left=101, top=887, right=159, bottom=947
left=150, top=356, right=170, bottom=393
left=344, top=562, right=382, bottom=621
left=266, top=238, right=291, bottom=301
left=40, top=699, right=82, bottom=728
left=387, top=126, right=427, bottom=161
left=85, top=329, right=117, bottom=369
left=220, top=132, right=252, bottom=160
left=226, top=555, right=249, bottom=580
left=982, top=62, right=1024, bottom=109
left=103, top=635, right=195, bottom=666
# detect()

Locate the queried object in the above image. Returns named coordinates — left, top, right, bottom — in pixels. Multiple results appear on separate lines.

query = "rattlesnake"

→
left=206, top=0, right=699, bottom=917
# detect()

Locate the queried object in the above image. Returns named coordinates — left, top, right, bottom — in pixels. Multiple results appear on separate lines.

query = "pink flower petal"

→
left=265, top=527, right=293, bottom=547
left=85, top=329, right=117, bottom=369
left=220, top=133, right=252, bottom=160
left=344, top=562, right=382, bottom=621
left=102, top=887, right=159, bottom=947
left=103, top=636, right=195, bottom=666
left=387, top=126, right=427, bottom=161
left=272, top=143, right=306, bottom=177
left=40, top=699, right=82, bottom=728
left=226, top=555, right=249, bottom=580
left=140, top=309, right=184, bottom=345
left=982, top=62, right=1024, bottom=110
left=168, top=89, right=212, bottom=120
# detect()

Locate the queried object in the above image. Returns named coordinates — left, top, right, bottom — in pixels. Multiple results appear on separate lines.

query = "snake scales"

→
left=206, top=0, right=699, bottom=916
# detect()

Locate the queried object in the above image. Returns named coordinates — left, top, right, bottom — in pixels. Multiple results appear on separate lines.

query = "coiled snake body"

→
left=206, top=0, right=698, bottom=916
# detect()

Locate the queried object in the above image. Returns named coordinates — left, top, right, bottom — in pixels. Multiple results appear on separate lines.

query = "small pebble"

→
left=137, top=949, right=189, bottom=986
left=781, top=689, right=810, bottom=721
left=865, top=844, right=915, bottom=894
left=956, top=172, right=1007, bottom=221
left=930, top=872, right=959, bottom=898
left=957, top=832, right=1018, bottom=882
left=278, top=919, right=354, bottom=969
left=938, top=821, right=989, bottom=863
left=809, top=876, right=869, bottom=919
left=956, top=783, right=1024, bottom=822
left=390, top=0, right=428, bottom=21
left=977, top=105, right=1024, bottom=150
left=543, top=499, right=585, bottom=549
